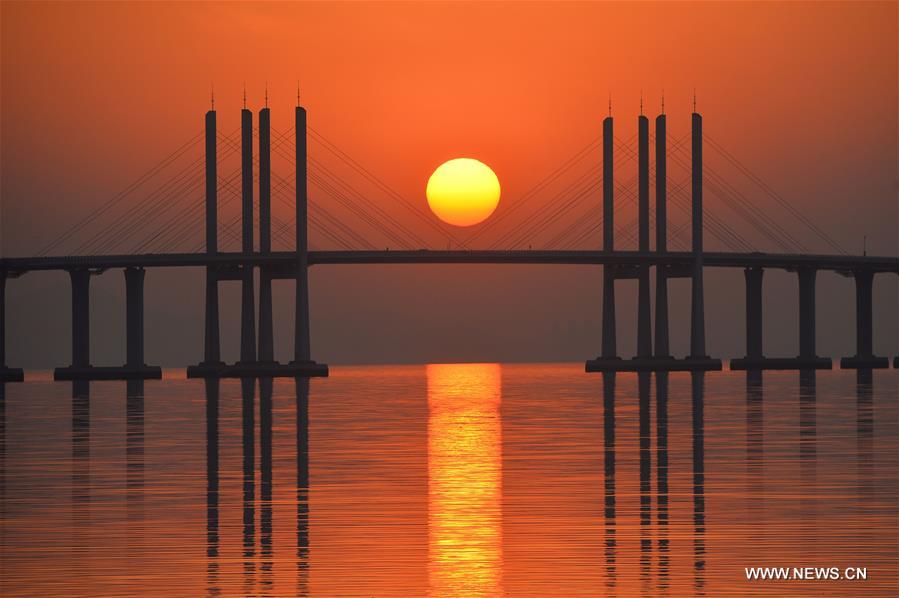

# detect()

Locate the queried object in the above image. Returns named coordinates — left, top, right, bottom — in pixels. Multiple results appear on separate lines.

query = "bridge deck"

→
left=2, top=250, right=898, bottom=274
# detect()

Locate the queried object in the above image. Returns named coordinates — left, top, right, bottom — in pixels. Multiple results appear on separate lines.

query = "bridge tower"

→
left=689, top=112, right=707, bottom=360
left=258, top=107, right=274, bottom=363
left=637, top=114, right=652, bottom=358
left=654, top=113, right=671, bottom=358
left=685, top=112, right=721, bottom=369
left=293, top=103, right=312, bottom=364
left=202, top=108, right=223, bottom=367
left=600, top=115, right=617, bottom=360
left=189, top=101, right=326, bottom=378
left=588, top=109, right=721, bottom=373
left=238, top=107, right=257, bottom=364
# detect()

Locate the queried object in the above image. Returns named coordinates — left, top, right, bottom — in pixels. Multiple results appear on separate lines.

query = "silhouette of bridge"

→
left=1, top=101, right=896, bottom=381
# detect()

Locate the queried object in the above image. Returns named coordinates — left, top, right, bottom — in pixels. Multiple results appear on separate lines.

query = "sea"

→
left=0, top=365, right=896, bottom=596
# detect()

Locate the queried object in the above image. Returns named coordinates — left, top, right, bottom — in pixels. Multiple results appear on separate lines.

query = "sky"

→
left=1, top=1, right=897, bottom=367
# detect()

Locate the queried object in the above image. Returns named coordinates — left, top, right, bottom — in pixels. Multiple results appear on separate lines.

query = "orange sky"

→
left=1, top=1, right=897, bottom=365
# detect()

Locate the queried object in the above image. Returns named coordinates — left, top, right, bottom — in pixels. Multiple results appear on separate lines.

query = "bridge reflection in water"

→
left=427, top=363, right=504, bottom=596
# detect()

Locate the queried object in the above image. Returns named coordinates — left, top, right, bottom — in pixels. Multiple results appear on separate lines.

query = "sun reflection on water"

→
left=427, top=363, right=503, bottom=597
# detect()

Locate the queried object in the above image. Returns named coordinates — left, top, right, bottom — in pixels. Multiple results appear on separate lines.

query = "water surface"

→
left=0, top=365, right=896, bottom=595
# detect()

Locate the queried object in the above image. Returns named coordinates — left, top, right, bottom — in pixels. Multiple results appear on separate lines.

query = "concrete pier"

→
left=125, top=267, right=145, bottom=367
left=54, top=268, right=161, bottom=381
left=798, top=268, right=816, bottom=360
left=730, top=267, right=772, bottom=370
left=841, top=270, right=888, bottom=368
left=744, top=267, right=763, bottom=359
left=733, top=267, right=831, bottom=370
left=71, top=269, right=91, bottom=369
left=0, top=272, right=23, bottom=381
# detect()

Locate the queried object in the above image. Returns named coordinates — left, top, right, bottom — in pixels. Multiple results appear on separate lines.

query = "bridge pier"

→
left=125, top=267, right=145, bottom=367
left=71, top=268, right=91, bottom=369
left=0, top=272, right=24, bottom=381
left=730, top=267, right=772, bottom=370
left=744, top=267, right=764, bottom=359
left=123, top=267, right=161, bottom=378
left=258, top=270, right=274, bottom=362
left=601, top=271, right=617, bottom=359
left=798, top=268, right=817, bottom=360
left=796, top=268, right=831, bottom=368
left=202, top=272, right=222, bottom=366
left=55, top=268, right=161, bottom=380
left=732, top=267, right=830, bottom=371
left=841, top=270, right=888, bottom=369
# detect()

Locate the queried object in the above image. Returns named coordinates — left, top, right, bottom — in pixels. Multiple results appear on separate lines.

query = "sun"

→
left=426, top=158, right=500, bottom=227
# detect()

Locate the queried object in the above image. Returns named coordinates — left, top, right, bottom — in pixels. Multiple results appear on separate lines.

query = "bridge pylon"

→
left=188, top=101, right=326, bottom=378
left=587, top=110, right=721, bottom=373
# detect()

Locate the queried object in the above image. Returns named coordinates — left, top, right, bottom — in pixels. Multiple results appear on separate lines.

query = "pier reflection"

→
left=0, top=383, right=5, bottom=517
left=125, top=380, right=145, bottom=555
left=296, top=378, right=310, bottom=596
left=745, top=371, right=765, bottom=549
left=241, top=378, right=256, bottom=593
left=798, top=370, right=817, bottom=552
left=260, top=378, right=274, bottom=594
left=205, top=378, right=220, bottom=596
left=71, top=381, right=91, bottom=585
left=602, top=372, right=616, bottom=590
left=655, top=373, right=669, bottom=591
left=638, top=372, right=652, bottom=589
left=691, top=372, right=706, bottom=595
left=427, top=363, right=503, bottom=597
left=855, top=370, right=874, bottom=497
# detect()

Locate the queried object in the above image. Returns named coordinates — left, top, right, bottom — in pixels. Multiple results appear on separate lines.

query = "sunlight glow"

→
left=427, top=363, right=503, bottom=596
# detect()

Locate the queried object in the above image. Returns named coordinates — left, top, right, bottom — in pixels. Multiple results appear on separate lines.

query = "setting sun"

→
left=426, top=158, right=501, bottom=227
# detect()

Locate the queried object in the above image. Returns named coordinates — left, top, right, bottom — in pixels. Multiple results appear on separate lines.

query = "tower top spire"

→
left=693, top=88, right=697, bottom=112
left=661, top=90, right=664, bottom=115
left=243, top=83, right=247, bottom=109
left=264, top=82, right=268, bottom=108
left=608, top=93, right=612, bottom=117
left=211, top=84, right=215, bottom=111
left=640, top=90, right=643, bottom=116
left=297, top=81, right=301, bottom=107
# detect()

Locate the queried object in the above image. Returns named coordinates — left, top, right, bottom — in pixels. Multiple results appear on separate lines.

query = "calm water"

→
left=0, top=365, right=896, bottom=596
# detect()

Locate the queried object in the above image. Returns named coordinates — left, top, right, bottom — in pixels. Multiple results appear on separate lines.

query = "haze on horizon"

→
left=1, top=1, right=896, bottom=367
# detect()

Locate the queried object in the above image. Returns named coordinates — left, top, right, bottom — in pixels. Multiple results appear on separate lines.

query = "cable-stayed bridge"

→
left=1, top=103, right=896, bottom=381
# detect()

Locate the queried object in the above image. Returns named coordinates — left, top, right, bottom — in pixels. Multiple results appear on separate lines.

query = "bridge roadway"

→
left=2, top=250, right=898, bottom=274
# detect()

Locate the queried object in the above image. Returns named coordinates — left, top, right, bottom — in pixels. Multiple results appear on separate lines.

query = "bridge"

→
left=1, top=102, right=896, bottom=381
